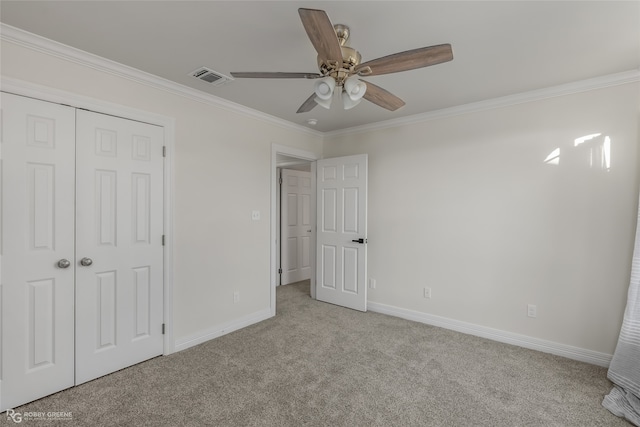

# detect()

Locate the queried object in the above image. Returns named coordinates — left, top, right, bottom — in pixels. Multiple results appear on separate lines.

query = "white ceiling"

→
left=1, top=1, right=638, bottom=133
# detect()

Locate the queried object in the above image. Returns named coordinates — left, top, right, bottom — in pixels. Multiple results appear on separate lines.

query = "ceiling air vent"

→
left=189, top=67, right=233, bottom=87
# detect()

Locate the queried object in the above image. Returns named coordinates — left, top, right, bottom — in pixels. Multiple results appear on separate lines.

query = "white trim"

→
left=0, top=77, right=177, bottom=356
left=325, top=69, right=640, bottom=138
left=368, top=301, right=613, bottom=367
left=174, top=308, right=272, bottom=352
left=271, top=144, right=319, bottom=316
left=0, top=23, right=322, bottom=139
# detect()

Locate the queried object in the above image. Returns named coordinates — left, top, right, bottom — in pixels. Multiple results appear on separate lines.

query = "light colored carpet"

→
left=8, top=281, right=630, bottom=426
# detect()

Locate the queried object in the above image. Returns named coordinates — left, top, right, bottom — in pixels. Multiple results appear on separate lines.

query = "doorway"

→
left=278, top=164, right=312, bottom=285
left=270, top=145, right=319, bottom=315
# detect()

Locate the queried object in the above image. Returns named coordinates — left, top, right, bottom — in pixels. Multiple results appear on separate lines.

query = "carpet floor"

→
left=7, top=281, right=630, bottom=426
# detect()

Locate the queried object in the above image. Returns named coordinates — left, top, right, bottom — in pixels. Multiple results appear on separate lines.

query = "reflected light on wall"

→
left=574, top=133, right=602, bottom=146
left=603, top=136, right=611, bottom=171
left=544, top=147, right=560, bottom=165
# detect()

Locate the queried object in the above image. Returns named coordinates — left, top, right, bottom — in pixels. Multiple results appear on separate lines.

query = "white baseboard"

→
left=367, top=301, right=613, bottom=368
left=174, top=308, right=272, bottom=353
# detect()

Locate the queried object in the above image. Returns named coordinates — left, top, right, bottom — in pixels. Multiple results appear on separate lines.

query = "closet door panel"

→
left=1, top=93, right=76, bottom=411
left=75, top=110, right=164, bottom=385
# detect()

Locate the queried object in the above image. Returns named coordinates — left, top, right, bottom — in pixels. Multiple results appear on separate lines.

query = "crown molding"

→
left=0, top=23, right=323, bottom=138
left=2, top=23, right=637, bottom=140
left=325, top=68, right=640, bottom=138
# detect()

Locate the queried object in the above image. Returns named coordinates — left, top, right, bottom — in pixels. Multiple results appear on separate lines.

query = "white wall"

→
left=324, top=83, right=640, bottom=355
left=0, top=39, right=323, bottom=346
left=3, top=31, right=638, bottom=360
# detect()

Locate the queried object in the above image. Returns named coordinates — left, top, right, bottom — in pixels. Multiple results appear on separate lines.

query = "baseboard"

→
left=174, top=308, right=272, bottom=353
left=367, top=301, right=613, bottom=367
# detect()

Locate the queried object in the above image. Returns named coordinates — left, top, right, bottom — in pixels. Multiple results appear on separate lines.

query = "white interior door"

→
left=75, top=110, right=164, bottom=384
left=1, top=93, right=76, bottom=410
left=316, top=154, right=368, bottom=312
left=281, top=169, right=312, bottom=285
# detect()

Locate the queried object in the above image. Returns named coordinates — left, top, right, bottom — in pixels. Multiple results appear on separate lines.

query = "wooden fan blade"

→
left=356, top=44, right=453, bottom=76
left=362, top=80, right=405, bottom=111
left=296, top=93, right=318, bottom=113
left=298, top=8, right=343, bottom=63
left=230, top=72, right=322, bottom=79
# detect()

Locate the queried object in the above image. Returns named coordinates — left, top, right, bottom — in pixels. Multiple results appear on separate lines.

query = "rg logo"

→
left=6, top=409, right=22, bottom=423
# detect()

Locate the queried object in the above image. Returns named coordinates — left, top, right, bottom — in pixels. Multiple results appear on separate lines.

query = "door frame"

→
left=271, top=144, right=319, bottom=315
left=1, top=77, right=176, bottom=355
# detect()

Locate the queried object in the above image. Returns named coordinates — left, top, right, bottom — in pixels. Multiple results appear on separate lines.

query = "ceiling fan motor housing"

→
left=316, top=25, right=361, bottom=85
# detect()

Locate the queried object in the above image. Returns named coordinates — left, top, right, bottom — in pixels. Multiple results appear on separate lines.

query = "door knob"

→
left=80, top=257, right=93, bottom=267
left=57, top=259, right=71, bottom=269
left=352, top=238, right=366, bottom=244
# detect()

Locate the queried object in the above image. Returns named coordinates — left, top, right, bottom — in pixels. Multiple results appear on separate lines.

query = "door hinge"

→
left=279, top=177, right=283, bottom=185
left=162, top=235, right=165, bottom=246
left=163, top=146, right=166, bottom=157
left=278, top=268, right=282, bottom=274
left=162, top=323, right=165, bottom=335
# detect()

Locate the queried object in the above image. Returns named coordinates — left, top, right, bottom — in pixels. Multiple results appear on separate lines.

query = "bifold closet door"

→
left=74, top=110, right=164, bottom=385
left=1, top=94, right=165, bottom=410
left=1, top=93, right=76, bottom=410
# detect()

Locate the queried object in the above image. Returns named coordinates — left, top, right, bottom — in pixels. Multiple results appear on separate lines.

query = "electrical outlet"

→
left=527, top=304, right=537, bottom=318
left=234, top=291, right=240, bottom=303
left=251, top=210, right=260, bottom=221
left=369, top=278, right=376, bottom=289
left=424, top=287, right=431, bottom=299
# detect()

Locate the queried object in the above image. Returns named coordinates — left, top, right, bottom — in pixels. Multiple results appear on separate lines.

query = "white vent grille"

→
left=189, top=67, right=233, bottom=86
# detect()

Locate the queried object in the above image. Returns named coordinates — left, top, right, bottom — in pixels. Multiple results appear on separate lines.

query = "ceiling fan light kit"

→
left=314, top=77, right=335, bottom=99
left=230, top=8, right=453, bottom=114
left=342, top=91, right=361, bottom=110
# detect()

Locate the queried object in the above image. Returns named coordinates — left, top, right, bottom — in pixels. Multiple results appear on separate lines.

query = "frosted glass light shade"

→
left=342, top=91, right=362, bottom=110
left=343, top=76, right=367, bottom=101
left=314, top=77, right=336, bottom=101
left=314, top=95, right=332, bottom=109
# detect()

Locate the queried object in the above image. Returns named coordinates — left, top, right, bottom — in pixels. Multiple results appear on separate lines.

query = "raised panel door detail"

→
left=323, top=166, right=337, bottom=181
left=301, top=194, right=310, bottom=226
left=322, top=245, right=336, bottom=289
left=132, top=135, right=151, bottom=161
left=95, top=129, right=117, bottom=157
left=96, top=170, right=117, bottom=246
left=96, top=271, right=117, bottom=350
left=27, top=163, right=55, bottom=251
left=343, top=163, right=359, bottom=180
left=287, top=193, right=298, bottom=226
left=322, top=189, right=337, bottom=232
left=343, top=247, right=358, bottom=294
left=133, top=266, right=150, bottom=339
left=26, top=115, right=55, bottom=149
left=286, top=238, right=298, bottom=270
left=132, top=173, right=150, bottom=244
left=302, top=236, right=310, bottom=268
left=27, top=278, right=55, bottom=370
left=343, top=188, right=359, bottom=234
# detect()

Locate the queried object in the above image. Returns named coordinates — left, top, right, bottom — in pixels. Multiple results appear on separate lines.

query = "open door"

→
left=316, top=154, right=368, bottom=312
left=281, top=169, right=312, bottom=285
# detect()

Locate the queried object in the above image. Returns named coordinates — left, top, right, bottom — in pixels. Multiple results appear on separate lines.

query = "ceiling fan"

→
left=230, top=8, right=453, bottom=113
